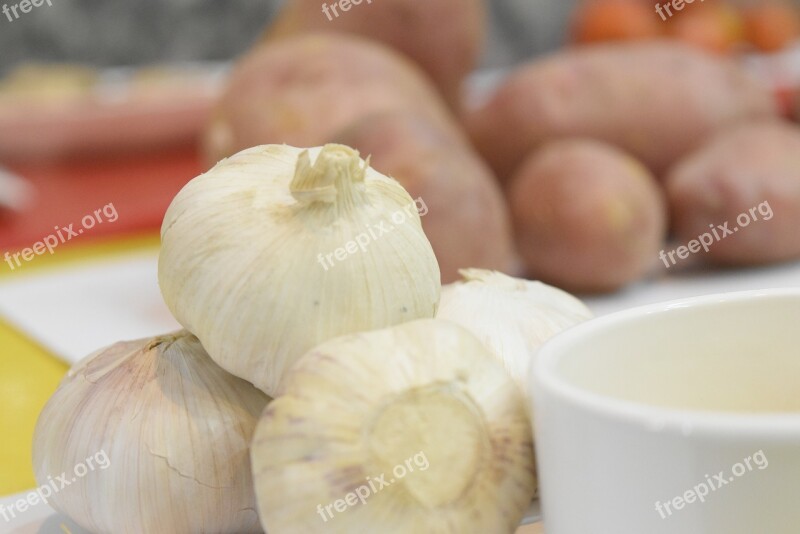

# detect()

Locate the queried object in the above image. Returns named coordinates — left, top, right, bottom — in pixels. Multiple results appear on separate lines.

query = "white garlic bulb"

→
left=437, top=269, right=593, bottom=402
left=158, top=144, right=441, bottom=395
left=251, top=318, right=536, bottom=533
left=32, top=331, right=268, bottom=534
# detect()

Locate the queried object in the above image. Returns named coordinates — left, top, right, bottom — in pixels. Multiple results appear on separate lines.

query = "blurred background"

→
left=2, top=0, right=800, bottom=531
left=0, top=0, right=580, bottom=72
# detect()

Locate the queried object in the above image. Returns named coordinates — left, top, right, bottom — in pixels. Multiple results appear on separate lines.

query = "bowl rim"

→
left=531, top=288, right=800, bottom=438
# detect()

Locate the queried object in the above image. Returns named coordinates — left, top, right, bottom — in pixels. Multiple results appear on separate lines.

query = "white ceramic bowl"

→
left=531, top=289, right=800, bottom=534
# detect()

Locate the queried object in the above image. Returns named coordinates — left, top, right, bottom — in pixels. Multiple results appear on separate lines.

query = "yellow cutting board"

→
left=0, top=234, right=159, bottom=495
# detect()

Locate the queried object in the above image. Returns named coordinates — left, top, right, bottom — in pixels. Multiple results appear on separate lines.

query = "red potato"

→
left=333, top=112, right=515, bottom=283
left=204, top=33, right=460, bottom=165
left=465, top=41, right=778, bottom=182
left=794, top=89, right=800, bottom=123
left=509, top=139, right=668, bottom=293
left=263, top=0, right=487, bottom=109
left=667, top=120, right=800, bottom=266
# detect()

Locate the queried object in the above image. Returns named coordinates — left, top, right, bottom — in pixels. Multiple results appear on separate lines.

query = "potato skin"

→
left=667, top=120, right=800, bottom=266
left=466, top=41, right=778, bottom=182
left=509, top=139, right=667, bottom=293
left=263, top=0, right=486, bottom=109
left=203, top=33, right=458, bottom=165
left=333, top=112, right=515, bottom=283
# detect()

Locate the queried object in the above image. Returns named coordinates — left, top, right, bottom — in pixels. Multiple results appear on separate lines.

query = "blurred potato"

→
left=465, top=41, right=777, bottom=183
left=333, top=111, right=515, bottom=283
left=667, top=120, right=800, bottom=266
left=794, top=88, right=800, bottom=123
left=262, top=0, right=487, bottom=109
left=509, top=139, right=667, bottom=293
left=204, top=33, right=459, bottom=165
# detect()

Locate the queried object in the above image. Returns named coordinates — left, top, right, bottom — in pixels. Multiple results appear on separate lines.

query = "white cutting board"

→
left=0, top=250, right=179, bottom=365
left=2, top=251, right=800, bottom=365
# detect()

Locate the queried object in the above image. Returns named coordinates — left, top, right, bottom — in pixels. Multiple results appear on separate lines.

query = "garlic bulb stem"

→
left=290, top=144, right=368, bottom=207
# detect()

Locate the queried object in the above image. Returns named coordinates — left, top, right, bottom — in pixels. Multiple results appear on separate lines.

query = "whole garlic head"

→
left=436, top=269, right=593, bottom=402
left=158, top=144, right=441, bottom=395
left=32, top=331, right=268, bottom=534
left=251, top=319, right=536, bottom=533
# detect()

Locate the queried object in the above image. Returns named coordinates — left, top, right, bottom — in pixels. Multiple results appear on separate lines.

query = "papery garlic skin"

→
left=32, top=331, right=268, bottom=534
left=159, top=144, right=441, bottom=395
left=251, top=318, right=536, bottom=534
left=436, top=269, right=593, bottom=402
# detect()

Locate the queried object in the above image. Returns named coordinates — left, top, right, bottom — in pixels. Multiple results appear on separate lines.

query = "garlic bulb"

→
left=32, top=331, right=268, bottom=534
left=251, top=318, right=536, bottom=533
left=158, top=144, right=440, bottom=395
left=437, top=269, right=593, bottom=401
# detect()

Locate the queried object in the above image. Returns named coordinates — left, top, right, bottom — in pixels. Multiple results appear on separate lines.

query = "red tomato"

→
left=743, top=2, right=800, bottom=53
left=667, top=2, right=744, bottom=55
left=571, top=0, right=663, bottom=44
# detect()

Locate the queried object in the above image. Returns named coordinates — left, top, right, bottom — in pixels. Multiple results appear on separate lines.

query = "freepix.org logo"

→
left=316, top=451, right=429, bottom=522
left=3, top=202, right=119, bottom=271
left=0, top=450, right=111, bottom=523
left=2, top=0, right=54, bottom=23
left=316, top=197, right=427, bottom=271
